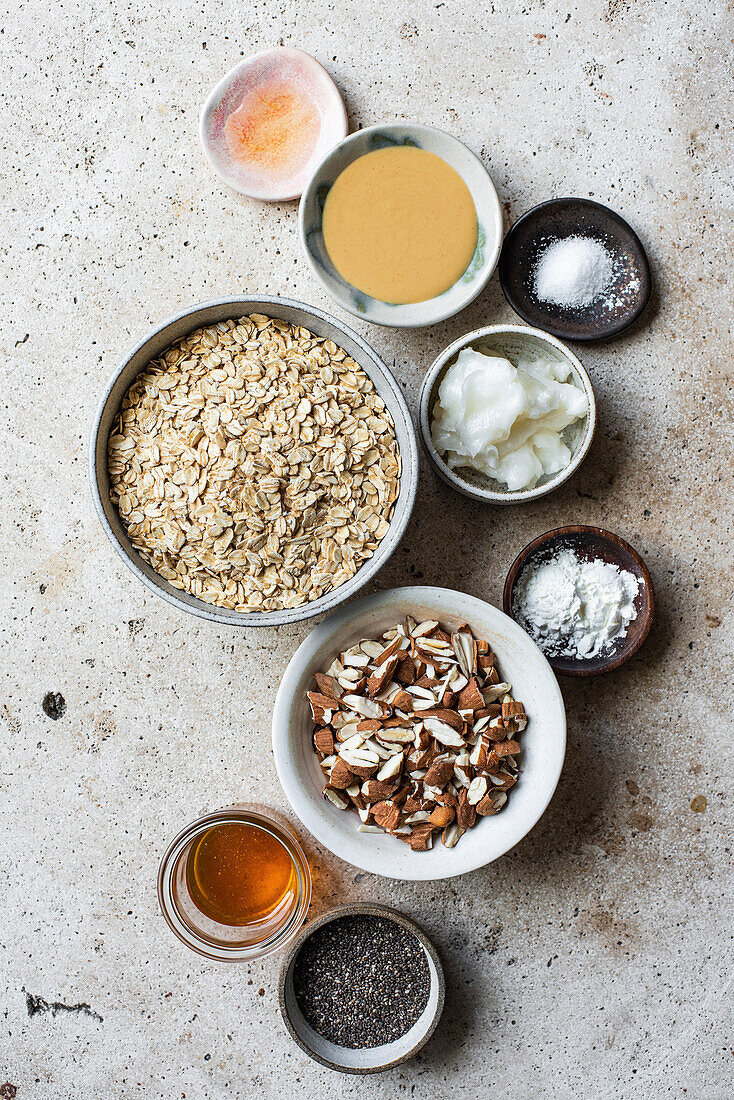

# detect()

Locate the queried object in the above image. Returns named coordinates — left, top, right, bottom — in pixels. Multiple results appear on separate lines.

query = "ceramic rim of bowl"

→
left=418, top=323, right=596, bottom=504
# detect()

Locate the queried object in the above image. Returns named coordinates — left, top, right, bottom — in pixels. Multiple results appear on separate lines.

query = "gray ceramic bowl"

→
left=279, top=903, right=445, bottom=1073
left=299, top=123, right=503, bottom=328
left=419, top=324, right=596, bottom=505
left=89, top=296, right=419, bottom=627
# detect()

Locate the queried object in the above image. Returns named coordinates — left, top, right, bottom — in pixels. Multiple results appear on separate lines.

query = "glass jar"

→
left=157, top=804, right=311, bottom=961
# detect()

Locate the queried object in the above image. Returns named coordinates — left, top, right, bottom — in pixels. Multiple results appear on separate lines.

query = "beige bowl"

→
left=418, top=324, right=596, bottom=504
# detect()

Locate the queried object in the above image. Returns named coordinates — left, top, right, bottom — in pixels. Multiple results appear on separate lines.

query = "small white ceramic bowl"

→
left=272, top=586, right=566, bottom=881
left=199, top=47, right=348, bottom=201
left=299, top=124, right=503, bottom=328
left=418, top=324, right=596, bottom=505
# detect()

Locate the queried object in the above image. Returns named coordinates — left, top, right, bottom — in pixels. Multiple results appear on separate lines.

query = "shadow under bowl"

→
left=503, top=525, right=655, bottom=676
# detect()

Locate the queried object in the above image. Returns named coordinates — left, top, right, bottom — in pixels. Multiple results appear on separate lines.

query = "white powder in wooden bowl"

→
left=513, top=548, right=639, bottom=659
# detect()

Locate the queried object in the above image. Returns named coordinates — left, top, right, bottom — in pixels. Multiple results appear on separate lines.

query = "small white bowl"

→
left=419, top=324, right=596, bottom=504
left=272, top=586, right=566, bottom=881
left=299, top=124, right=503, bottom=328
left=199, top=47, right=348, bottom=201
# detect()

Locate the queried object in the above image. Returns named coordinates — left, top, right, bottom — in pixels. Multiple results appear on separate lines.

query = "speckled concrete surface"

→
left=1, top=0, right=732, bottom=1096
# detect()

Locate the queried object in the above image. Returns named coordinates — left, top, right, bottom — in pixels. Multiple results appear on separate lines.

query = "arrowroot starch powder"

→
left=513, top=548, right=639, bottom=659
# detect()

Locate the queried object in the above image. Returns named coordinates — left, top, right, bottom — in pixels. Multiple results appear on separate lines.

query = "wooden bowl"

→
left=498, top=198, right=652, bottom=341
left=503, top=526, right=654, bottom=677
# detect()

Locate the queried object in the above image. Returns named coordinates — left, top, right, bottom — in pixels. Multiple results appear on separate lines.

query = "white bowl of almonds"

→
left=90, top=297, right=417, bottom=625
left=273, top=586, right=566, bottom=880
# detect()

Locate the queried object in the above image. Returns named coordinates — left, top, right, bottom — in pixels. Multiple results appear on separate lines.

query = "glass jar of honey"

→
left=157, top=805, right=311, bottom=961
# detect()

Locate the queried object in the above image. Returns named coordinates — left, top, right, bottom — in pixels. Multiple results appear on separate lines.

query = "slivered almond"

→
left=341, top=646, right=372, bottom=668
left=452, top=630, right=477, bottom=677
left=408, top=823, right=435, bottom=850
left=313, top=672, right=340, bottom=697
left=483, top=682, right=512, bottom=702
left=373, top=635, right=402, bottom=666
left=329, top=757, right=354, bottom=789
left=372, top=801, right=400, bottom=831
left=356, top=718, right=382, bottom=733
left=341, top=694, right=384, bottom=718
left=456, top=789, right=477, bottom=829
left=429, top=804, right=455, bottom=827
left=323, top=786, right=349, bottom=809
left=367, top=654, right=398, bottom=697
left=424, top=718, right=465, bottom=747
left=419, top=708, right=464, bottom=730
left=457, top=678, right=484, bottom=711
left=467, top=776, right=488, bottom=805
left=313, top=728, right=334, bottom=755
left=441, top=822, right=464, bottom=848
left=309, top=618, right=526, bottom=852
left=423, top=759, right=455, bottom=789
left=376, top=753, right=404, bottom=781
left=362, top=777, right=400, bottom=801
left=411, top=619, right=439, bottom=638
left=495, top=739, right=521, bottom=757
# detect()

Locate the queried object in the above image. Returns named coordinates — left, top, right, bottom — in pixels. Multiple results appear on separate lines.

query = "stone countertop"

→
left=1, top=0, right=732, bottom=1096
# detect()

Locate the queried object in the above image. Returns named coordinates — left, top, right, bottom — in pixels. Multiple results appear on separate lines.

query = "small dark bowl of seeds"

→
left=278, top=903, right=445, bottom=1073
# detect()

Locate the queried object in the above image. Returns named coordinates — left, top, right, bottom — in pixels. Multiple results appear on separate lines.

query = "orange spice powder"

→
left=224, top=82, right=320, bottom=177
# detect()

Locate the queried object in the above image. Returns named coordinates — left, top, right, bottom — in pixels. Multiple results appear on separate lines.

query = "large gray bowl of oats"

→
left=90, top=296, right=418, bottom=627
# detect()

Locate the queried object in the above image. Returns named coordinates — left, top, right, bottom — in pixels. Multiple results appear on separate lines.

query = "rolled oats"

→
left=108, top=315, right=401, bottom=612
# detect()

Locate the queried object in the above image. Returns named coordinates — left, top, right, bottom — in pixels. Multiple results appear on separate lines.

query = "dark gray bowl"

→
left=499, top=198, right=652, bottom=341
left=89, top=296, right=419, bottom=627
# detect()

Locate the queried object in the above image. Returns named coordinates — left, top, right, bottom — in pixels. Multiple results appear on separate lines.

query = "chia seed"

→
left=292, top=914, right=431, bottom=1049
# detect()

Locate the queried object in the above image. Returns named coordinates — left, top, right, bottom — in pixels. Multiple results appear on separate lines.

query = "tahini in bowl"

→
left=89, top=296, right=418, bottom=628
left=503, top=525, right=655, bottom=677
left=418, top=324, right=596, bottom=505
left=299, top=123, right=503, bottom=328
left=272, top=586, right=566, bottom=880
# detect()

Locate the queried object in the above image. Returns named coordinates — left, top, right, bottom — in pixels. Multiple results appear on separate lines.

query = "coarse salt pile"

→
left=513, top=548, right=639, bottom=659
left=533, top=235, right=615, bottom=309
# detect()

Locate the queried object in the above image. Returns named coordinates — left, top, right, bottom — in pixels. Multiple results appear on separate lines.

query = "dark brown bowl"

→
left=503, top=525, right=654, bottom=677
left=498, top=198, right=652, bottom=341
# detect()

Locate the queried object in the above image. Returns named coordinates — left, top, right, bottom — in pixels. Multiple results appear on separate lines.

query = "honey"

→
left=186, top=822, right=297, bottom=927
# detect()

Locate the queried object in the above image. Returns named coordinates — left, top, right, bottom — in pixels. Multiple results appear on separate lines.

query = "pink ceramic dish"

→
left=200, top=47, right=348, bottom=201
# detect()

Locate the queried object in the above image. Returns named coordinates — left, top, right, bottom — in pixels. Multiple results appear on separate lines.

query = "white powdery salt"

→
left=533, top=235, right=615, bottom=309
left=513, top=549, right=639, bottom=659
